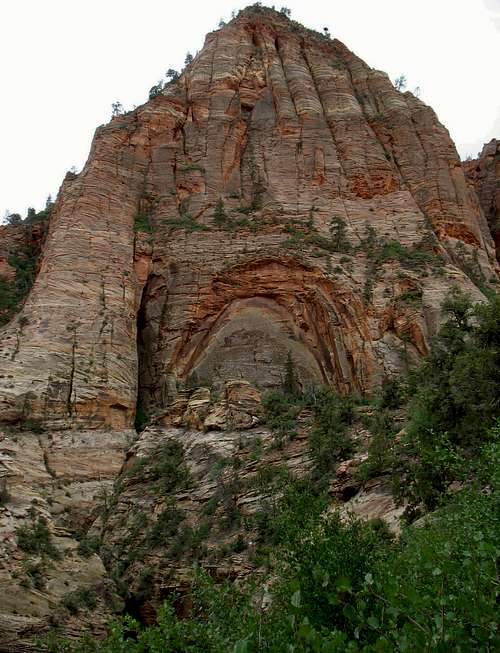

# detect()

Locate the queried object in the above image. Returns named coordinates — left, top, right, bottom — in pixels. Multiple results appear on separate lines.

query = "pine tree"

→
left=213, top=198, right=227, bottom=226
left=149, top=82, right=163, bottom=100
left=165, top=69, right=180, bottom=83
left=111, top=101, right=124, bottom=117
left=329, top=217, right=350, bottom=252
left=394, top=75, right=407, bottom=91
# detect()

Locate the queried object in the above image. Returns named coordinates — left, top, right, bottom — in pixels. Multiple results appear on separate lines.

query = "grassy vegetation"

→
left=179, top=163, right=205, bottom=173
left=376, top=240, right=435, bottom=267
left=212, top=198, right=253, bottom=231
left=163, top=214, right=210, bottom=232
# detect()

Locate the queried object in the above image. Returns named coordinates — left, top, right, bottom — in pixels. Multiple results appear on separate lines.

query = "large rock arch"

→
left=158, top=257, right=375, bottom=397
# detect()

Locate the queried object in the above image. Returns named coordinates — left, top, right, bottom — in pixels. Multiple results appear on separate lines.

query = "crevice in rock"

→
left=67, top=331, right=77, bottom=418
left=135, top=281, right=150, bottom=430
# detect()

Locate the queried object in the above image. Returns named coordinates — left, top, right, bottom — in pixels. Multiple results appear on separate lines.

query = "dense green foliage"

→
left=163, top=214, right=209, bottom=233
left=262, top=382, right=355, bottom=473
left=0, top=246, right=40, bottom=326
left=46, top=439, right=500, bottom=651
left=394, top=290, right=500, bottom=513
left=376, top=240, right=434, bottom=267
left=1, top=201, right=50, bottom=325
left=307, top=387, right=355, bottom=476
left=283, top=218, right=351, bottom=255
left=0, top=277, right=17, bottom=322
left=134, top=403, right=149, bottom=432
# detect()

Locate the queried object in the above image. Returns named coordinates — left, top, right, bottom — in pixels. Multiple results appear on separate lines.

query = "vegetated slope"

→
left=47, top=291, right=500, bottom=652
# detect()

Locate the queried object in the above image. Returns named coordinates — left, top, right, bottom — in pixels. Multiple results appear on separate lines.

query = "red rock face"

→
left=0, top=222, right=45, bottom=282
left=0, top=7, right=497, bottom=428
left=463, top=139, right=500, bottom=262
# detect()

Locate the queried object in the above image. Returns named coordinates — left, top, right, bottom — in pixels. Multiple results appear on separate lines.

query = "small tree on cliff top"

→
left=394, top=75, right=407, bottom=91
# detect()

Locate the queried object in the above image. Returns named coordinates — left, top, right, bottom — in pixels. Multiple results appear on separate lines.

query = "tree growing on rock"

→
left=111, top=101, right=124, bottom=117
left=5, top=212, right=22, bottom=225
left=149, top=81, right=164, bottom=100
left=213, top=198, right=228, bottom=227
left=165, top=68, right=180, bottom=84
left=329, top=217, right=350, bottom=252
left=394, top=75, right=407, bottom=91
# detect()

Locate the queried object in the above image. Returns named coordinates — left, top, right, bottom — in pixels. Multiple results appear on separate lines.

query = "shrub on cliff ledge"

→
left=16, top=517, right=60, bottom=559
left=213, top=198, right=228, bottom=227
left=133, top=213, right=151, bottom=233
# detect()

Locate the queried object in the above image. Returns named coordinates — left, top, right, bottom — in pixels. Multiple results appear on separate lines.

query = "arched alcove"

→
left=163, top=257, right=375, bottom=398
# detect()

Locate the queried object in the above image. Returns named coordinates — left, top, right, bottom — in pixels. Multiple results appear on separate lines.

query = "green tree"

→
left=394, top=74, right=407, bottom=91
left=111, top=101, right=123, bottom=117
left=213, top=198, right=227, bottom=226
left=6, top=212, right=22, bottom=225
left=329, top=217, right=350, bottom=251
left=165, top=68, right=179, bottom=83
left=395, top=290, right=500, bottom=511
left=148, top=81, right=163, bottom=100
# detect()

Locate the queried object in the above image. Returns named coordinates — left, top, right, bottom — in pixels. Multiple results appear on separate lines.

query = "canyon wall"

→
left=0, top=6, right=499, bottom=649
left=463, top=138, right=500, bottom=262
left=0, top=7, right=496, bottom=430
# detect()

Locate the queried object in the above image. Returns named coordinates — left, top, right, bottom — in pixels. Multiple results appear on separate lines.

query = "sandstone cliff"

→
left=463, top=138, right=500, bottom=262
left=0, top=5, right=499, bottom=649
left=0, top=6, right=497, bottom=430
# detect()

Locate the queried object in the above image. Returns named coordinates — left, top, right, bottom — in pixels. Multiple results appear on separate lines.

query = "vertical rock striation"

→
left=0, top=6, right=497, bottom=427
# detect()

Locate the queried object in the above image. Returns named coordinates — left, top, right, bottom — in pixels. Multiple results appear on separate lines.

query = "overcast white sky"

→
left=1, top=0, right=499, bottom=218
